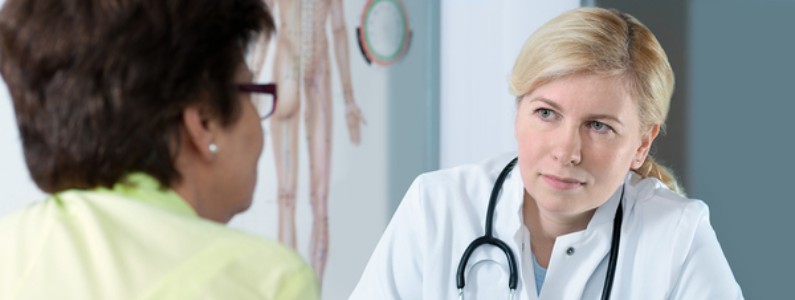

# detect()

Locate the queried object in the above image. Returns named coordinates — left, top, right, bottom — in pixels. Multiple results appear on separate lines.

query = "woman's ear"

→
left=632, top=124, right=660, bottom=169
left=182, top=104, right=218, bottom=161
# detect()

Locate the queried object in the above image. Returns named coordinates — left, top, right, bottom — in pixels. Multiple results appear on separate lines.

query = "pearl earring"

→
left=208, top=143, right=219, bottom=154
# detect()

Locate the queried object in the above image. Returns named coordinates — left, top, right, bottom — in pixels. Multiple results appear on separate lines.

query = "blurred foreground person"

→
left=0, top=0, right=318, bottom=299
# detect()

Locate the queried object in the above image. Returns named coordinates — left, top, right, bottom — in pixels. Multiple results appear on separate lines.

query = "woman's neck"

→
left=523, top=191, right=596, bottom=268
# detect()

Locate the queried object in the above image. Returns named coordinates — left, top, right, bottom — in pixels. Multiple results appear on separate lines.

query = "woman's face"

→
left=210, top=63, right=264, bottom=222
left=515, top=74, right=654, bottom=220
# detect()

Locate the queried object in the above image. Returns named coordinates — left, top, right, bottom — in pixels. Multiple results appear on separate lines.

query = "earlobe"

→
left=633, top=124, right=660, bottom=169
left=182, top=105, right=218, bottom=161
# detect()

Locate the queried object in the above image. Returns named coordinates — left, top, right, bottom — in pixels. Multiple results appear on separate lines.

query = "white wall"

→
left=0, top=79, right=45, bottom=213
left=0, top=0, right=44, bottom=206
left=0, top=0, right=42, bottom=211
left=440, top=0, right=579, bottom=168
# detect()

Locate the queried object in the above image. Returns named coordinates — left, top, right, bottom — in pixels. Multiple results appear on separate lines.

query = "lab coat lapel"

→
left=493, top=166, right=537, bottom=299
left=539, top=183, right=623, bottom=299
left=458, top=157, right=531, bottom=299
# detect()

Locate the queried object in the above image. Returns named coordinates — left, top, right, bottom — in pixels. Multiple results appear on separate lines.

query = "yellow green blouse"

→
left=0, top=173, right=319, bottom=300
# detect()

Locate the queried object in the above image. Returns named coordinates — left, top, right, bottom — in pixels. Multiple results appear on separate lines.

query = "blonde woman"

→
left=350, top=7, right=742, bottom=299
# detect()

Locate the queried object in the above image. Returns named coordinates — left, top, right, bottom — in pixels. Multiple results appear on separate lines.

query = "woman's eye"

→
left=535, top=108, right=557, bottom=120
left=589, top=121, right=613, bottom=133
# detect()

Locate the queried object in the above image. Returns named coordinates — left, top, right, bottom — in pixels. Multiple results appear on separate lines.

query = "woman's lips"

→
left=542, top=174, right=584, bottom=190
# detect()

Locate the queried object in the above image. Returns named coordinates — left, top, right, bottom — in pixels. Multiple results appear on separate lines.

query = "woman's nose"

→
left=551, top=127, right=582, bottom=166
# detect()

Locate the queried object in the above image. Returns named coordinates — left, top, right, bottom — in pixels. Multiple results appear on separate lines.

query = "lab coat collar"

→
left=586, top=173, right=629, bottom=231
left=486, top=157, right=530, bottom=296
left=495, top=168, right=634, bottom=241
left=490, top=157, right=525, bottom=248
left=492, top=168, right=636, bottom=299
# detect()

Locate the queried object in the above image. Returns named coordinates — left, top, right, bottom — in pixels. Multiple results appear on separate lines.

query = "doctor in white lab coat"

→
left=350, top=7, right=743, bottom=300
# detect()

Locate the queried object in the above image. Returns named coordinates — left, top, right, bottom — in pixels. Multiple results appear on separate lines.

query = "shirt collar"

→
left=103, top=172, right=198, bottom=218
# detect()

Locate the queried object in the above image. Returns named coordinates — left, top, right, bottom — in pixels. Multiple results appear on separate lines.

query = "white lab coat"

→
left=350, top=154, right=743, bottom=299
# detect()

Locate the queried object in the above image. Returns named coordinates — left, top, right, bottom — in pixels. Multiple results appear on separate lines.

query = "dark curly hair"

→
left=0, top=0, right=275, bottom=192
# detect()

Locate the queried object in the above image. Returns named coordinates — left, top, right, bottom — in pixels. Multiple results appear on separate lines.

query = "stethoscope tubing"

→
left=455, top=157, right=624, bottom=300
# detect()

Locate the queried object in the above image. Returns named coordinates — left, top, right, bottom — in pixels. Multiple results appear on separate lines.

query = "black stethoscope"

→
left=455, top=157, right=624, bottom=300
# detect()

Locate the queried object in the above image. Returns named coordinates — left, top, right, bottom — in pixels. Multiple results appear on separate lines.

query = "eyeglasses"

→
left=237, top=83, right=277, bottom=120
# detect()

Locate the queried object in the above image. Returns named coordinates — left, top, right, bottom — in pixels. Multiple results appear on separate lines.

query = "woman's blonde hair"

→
left=509, top=7, right=683, bottom=194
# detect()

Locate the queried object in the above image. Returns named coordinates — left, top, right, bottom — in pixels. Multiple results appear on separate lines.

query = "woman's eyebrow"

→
left=530, top=97, right=624, bottom=126
left=528, top=97, right=563, bottom=112
left=586, top=113, right=624, bottom=126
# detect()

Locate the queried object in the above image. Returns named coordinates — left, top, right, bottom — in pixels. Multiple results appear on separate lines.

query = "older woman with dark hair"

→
left=0, top=0, right=318, bottom=299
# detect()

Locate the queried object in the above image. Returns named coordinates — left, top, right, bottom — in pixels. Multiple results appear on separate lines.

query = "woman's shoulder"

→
left=414, top=153, right=516, bottom=189
left=408, top=153, right=517, bottom=206
left=219, top=227, right=305, bottom=262
left=144, top=225, right=318, bottom=299
left=401, top=153, right=520, bottom=223
left=626, top=173, right=710, bottom=229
